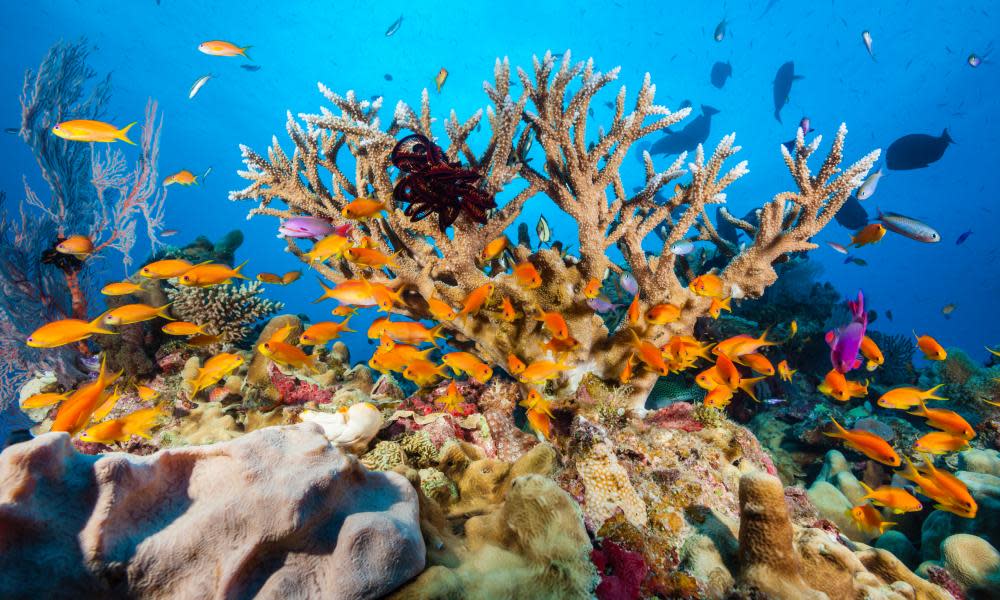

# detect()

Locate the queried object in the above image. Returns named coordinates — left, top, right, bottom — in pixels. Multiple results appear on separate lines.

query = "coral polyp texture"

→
left=230, top=51, right=879, bottom=409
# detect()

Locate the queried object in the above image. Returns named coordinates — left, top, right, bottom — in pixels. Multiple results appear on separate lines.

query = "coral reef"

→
left=166, top=280, right=283, bottom=347
left=0, top=424, right=424, bottom=599
left=231, top=51, right=878, bottom=409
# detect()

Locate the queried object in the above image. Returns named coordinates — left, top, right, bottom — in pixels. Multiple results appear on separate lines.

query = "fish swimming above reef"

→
left=781, top=116, right=815, bottom=151
left=53, top=119, right=136, bottom=144
left=827, top=290, right=867, bottom=374
left=835, top=196, right=869, bottom=230
left=198, top=40, right=252, bottom=59
left=772, top=61, right=803, bottom=123
left=710, top=61, right=732, bottom=88
left=885, top=129, right=953, bottom=170
left=877, top=209, right=941, bottom=242
left=714, top=18, right=727, bottom=42
left=649, top=105, right=719, bottom=156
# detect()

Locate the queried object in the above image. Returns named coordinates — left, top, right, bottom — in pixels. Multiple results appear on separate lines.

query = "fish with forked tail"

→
left=772, top=61, right=803, bottom=123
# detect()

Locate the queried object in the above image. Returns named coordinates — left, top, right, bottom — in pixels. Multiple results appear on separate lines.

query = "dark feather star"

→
left=390, top=134, right=495, bottom=232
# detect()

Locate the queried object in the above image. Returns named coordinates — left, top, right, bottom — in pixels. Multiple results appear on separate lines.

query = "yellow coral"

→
left=577, top=442, right=647, bottom=528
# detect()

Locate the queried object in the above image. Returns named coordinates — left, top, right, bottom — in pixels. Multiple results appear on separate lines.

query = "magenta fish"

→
left=826, top=290, right=867, bottom=374
left=278, top=217, right=337, bottom=239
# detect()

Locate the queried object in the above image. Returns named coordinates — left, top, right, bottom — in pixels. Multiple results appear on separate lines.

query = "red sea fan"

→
left=591, top=541, right=648, bottom=600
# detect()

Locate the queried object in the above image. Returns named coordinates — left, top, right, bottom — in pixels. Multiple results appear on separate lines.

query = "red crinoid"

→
left=390, top=134, right=496, bottom=232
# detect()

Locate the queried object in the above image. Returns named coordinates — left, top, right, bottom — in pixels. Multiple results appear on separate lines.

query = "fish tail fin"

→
left=907, top=398, right=929, bottom=417
left=312, top=279, right=334, bottom=303
left=859, top=481, right=875, bottom=496
left=719, top=297, right=732, bottom=311
left=341, top=318, right=356, bottom=334
left=924, top=384, right=948, bottom=401
left=232, top=259, right=249, bottom=279
left=241, top=46, right=253, bottom=61
left=739, top=376, right=764, bottom=401
left=156, top=303, right=175, bottom=320
left=824, top=416, right=848, bottom=439
left=879, top=521, right=897, bottom=533
left=305, top=352, right=320, bottom=373
left=774, top=110, right=782, bottom=124
left=88, top=309, right=118, bottom=335
left=117, top=122, right=137, bottom=145
left=942, top=128, right=953, bottom=144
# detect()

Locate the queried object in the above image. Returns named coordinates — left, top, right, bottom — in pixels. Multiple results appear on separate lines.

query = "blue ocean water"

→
left=1, top=0, right=997, bottom=363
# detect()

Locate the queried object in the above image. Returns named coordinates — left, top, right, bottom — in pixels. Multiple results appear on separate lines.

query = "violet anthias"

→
left=827, top=290, right=867, bottom=374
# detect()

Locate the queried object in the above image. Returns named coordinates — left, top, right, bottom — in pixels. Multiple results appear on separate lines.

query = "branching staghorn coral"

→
left=166, top=281, right=283, bottom=347
left=231, top=51, right=878, bottom=410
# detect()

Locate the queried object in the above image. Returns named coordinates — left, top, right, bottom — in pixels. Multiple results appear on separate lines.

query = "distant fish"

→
left=198, top=40, right=251, bottom=59
left=763, top=398, right=786, bottom=405
left=385, top=15, right=403, bottom=37
left=956, top=230, right=973, bottom=245
left=856, top=167, right=883, bottom=201
left=772, top=61, right=803, bottom=123
left=620, top=273, right=638, bottom=295
left=536, top=215, right=551, bottom=246
left=844, top=256, right=868, bottom=266
left=782, top=116, right=815, bottom=151
left=670, top=240, right=695, bottom=255
left=827, top=241, right=849, bottom=254
left=886, top=129, right=953, bottom=170
left=434, top=68, right=448, bottom=93
left=886, top=310, right=893, bottom=321
left=240, top=64, right=261, bottom=72
left=161, top=229, right=179, bottom=237
left=714, top=18, right=728, bottom=42
left=384, top=73, right=393, bottom=81
left=968, top=54, right=982, bottom=68
left=650, top=104, right=719, bottom=156
left=942, top=303, right=956, bottom=318
left=835, top=196, right=869, bottom=230
left=877, top=209, right=941, bottom=242
left=861, top=31, right=876, bottom=61
left=189, top=74, right=213, bottom=99
left=710, top=61, right=732, bottom=89
left=654, top=223, right=670, bottom=242
left=3, top=127, right=18, bottom=135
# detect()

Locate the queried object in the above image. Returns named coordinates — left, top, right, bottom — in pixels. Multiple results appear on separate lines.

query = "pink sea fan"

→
left=591, top=540, right=648, bottom=600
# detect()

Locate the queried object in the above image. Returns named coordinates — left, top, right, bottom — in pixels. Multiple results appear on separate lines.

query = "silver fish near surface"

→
left=861, top=31, right=876, bottom=61
left=385, top=15, right=403, bottom=37
left=856, top=167, right=883, bottom=200
left=877, top=209, right=941, bottom=242
left=189, top=74, right=213, bottom=99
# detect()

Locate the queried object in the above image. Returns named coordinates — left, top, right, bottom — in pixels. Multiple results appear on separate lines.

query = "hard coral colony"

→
left=1, top=31, right=998, bottom=600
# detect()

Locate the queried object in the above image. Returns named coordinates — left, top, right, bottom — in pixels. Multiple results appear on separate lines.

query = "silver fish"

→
left=189, top=74, right=213, bottom=99
left=877, top=209, right=941, bottom=242
left=587, top=297, right=620, bottom=313
left=856, top=167, right=883, bottom=200
left=620, top=272, right=638, bottom=295
left=536, top=215, right=551, bottom=245
left=763, top=398, right=786, bottom=405
left=670, top=240, right=694, bottom=255
left=714, top=18, right=727, bottom=42
left=385, top=15, right=403, bottom=37
left=861, top=31, right=875, bottom=61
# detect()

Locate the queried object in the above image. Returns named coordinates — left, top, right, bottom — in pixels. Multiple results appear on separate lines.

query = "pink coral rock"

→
left=0, top=424, right=424, bottom=599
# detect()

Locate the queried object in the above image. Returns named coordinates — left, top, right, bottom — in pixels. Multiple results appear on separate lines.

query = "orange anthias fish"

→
left=777, top=360, right=797, bottom=382
left=341, top=197, right=387, bottom=220
left=499, top=297, right=518, bottom=323
left=818, top=369, right=868, bottom=402
left=369, top=344, right=433, bottom=373
left=645, top=303, right=682, bottom=325
left=163, top=170, right=200, bottom=186
left=695, top=366, right=764, bottom=401
left=27, top=313, right=116, bottom=348
left=851, top=223, right=886, bottom=247
left=824, top=417, right=900, bottom=466
left=101, top=281, right=144, bottom=296
left=402, top=359, right=448, bottom=387
left=79, top=406, right=166, bottom=444
left=908, top=399, right=975, bottom=439
left=52, top=120, right=136, bottom=144
left=915, top=332, right=947, bottom=361
left=257, top=271, right=301, bottom=285
left=370, top=283, right=404, bottom=312
left=198, top=40, right=252, bottom=59
left=303, top=235, right=350, bottom=264
left=435, top=68, right=449, bottom=93
left=103, top=303, right=173, bottom=326
left=314, top=279, right=377, bottom=306
left=91, top=386, right=122, bottom=422
left=689, top=273, right=725, bottom=298
left=915, top=431, right=972, bottom=454
left=300, top=319, right=355, bottom=346
left=436, top=380, right=465, bottom=412
left=332, top=306, right=358, bottom=317
left=877, top=384, right=946, bottom=410
left=259, top=339, right=318, bottom=373
left=714, top=354, right=741, bottom=388
left=518, top=359, right=572, bottom=385
left=629, top=331, right=669, bottom=376
left=627, top=295, right=641, bottom=326
left=371, top=318, right=446, bottom=346
left=140, top=259, right=194, bottom=279
left=540, top=335, right=579, bottom=355
left=55, top=235, right=94, bottom=258
left=520, top=390, right=553, bottom=439
left=51, top=358, right=122, bottom=434
left=459, top=283, right=495, bottom=318
left=859, top=335, right=884, bottom=371
left=480, top=236, right=508, bottom=261
left=619, top=354, right=635, bottom=385
left=20, top=390, right=70, bottom=410
left=713, top=329, right=778, bottom=359
left=135, top=385, right=160, bottom=402
left=513, top=261, right=542, bottom=289
left=582, top=278, right=602, bottom=299
left=186, top=334, right=222, bottom=348
left=179, top=261, right=249, bottom=287
left=344, top=247, right=400, bottom=269
left=708, top=297, right=731, bottom=319
left=859, top=482, right=923, bottom=514
left=507, top=353, right=527, bottom=375
left=917, top=459, right=978, bottom=518
left=426, top=294, right=458, bottom=322
left=704, top=385, right=734, bottom=409
left=847, top=503, right=896, bottom=534
left=737, top=353, right=775, bottom=376
left=535, top=309, right=569, bottom=340
left=442, top=351, right=493, bottom=383
left=189, top=353, right=245, bottom=396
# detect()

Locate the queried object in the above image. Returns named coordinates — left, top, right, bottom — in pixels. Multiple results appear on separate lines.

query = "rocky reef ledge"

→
left=0, top=424, right=424, bottom=599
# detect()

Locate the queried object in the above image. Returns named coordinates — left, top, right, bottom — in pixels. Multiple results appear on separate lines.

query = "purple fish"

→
left=278, top=216, right=336, bottom=239
left=827, top=290, right=867, bottom=374
left=620, top=273, right=638, bottom=295
left=587, top=297, right=621, bottom=313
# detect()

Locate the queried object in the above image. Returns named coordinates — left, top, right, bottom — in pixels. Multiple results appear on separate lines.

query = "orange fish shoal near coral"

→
left=459, top=283, right=495, bottom=318
left=823, top=417, right=900, bottom=466
left=915, top=332, right=947, bottom=360
left=689, top=273, right=725, bottom=298
left=341, top=197, right=387, bottom=220
left=178, top=261, right=249, bottom=287
left=300, top=319, right=355, bottom=346
left=52, top=119, right=136, bottom=144
left=534, top=309, right=569, bottom=340
left=877, top=384, right=946, bottom=410
left=441, top=352, right=493, bottom=383
left=914, top=431, right=972, bottom=454
left=55, top=234, right=94, bottom=258
left=140, top=259, right=195, bottom=279
left=198, top=40, right=252, bottom=59
left=103, top=303, right=174, bottom=326
left=426, top=294, right=458, bottom=321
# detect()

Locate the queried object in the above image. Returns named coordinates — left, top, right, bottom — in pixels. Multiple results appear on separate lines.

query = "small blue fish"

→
left=587, top=297, right=620, bottom=313
left=956, top=230, right=973, bottom=245
left=763, top=398, right=786, bottom=405
left=620, top=273, right=638, bottom=295
left=670, top=240, right=695, bottom=256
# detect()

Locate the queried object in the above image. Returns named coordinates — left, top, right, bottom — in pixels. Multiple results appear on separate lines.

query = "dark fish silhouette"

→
left=240, top=64, right=261, bottom=72
left=772, top=61, right=803, bottom=123
left=885, top=129, right=953, bottom=170
left=385, top=15, right=403, bottom=37
left=714, top=19, right=727, bottom=42
left=835, top=196, right=869, bottom=230
left=956, top=230, right=973, bottom=245
left=650, top=105, right=719, bottom=156
left=710, top=61, right=732, bottom=89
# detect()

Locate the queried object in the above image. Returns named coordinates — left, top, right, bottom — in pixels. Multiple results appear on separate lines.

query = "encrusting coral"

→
left=230, top=50, right=879, bottom=409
